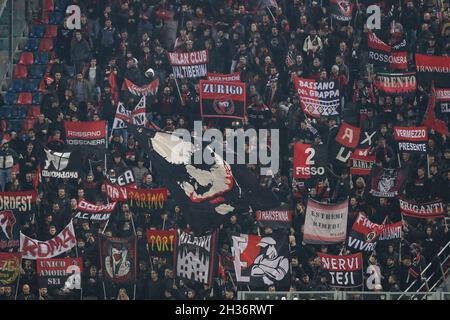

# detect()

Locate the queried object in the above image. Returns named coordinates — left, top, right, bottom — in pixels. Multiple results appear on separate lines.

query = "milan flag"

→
left=329, top=0, right=354, bottom=21
left=168, top=50, right=208, bottom=78
left=255, top=205, right=292, bottom=230
left=231, top=232, right=290, bottom=289
left=20, top=221, right=77, bottom=259
left=436, top=88, right=450, bottom=113
left=293, top=143, right=327, bottom=179
left=375, top=72, right=417, bottom=96
left=378, top=221, right=402, bottom=242
left=112, top=96, right=147, bottom=129
left=99, top=234, right=137, bottom=283
left=370, top=167, right=406, bottom=198
left=303, top=199, right=348, bottom=244
left=0, top=252, right=21, bottom=285
left=368, top=31, right=407, bottom=70
left=37, top=258, right=82, bottom=290
left=40, top=147, right=85, bottom=180
left=415, top=54, right=450, bottom=87
left=422, top=84, right=449, bottom=137
left=393, top=126, right=428, bottom=153
left=399, top=199, right=445, bottom=219
left=0, top=191, right=37, bottom=251
left=127, top=188, right=168, bottom=211
left=147, top=229, right=177, bottom=259
left=318, top=253, right=363, bottom=288
left=122, top=78, right=159, bottom=96
left=74, top=200, right=116, bottom=222
left=200, top=80, right=246, bottom=119
left=175, top=230, right=217, bottom=286
left=335, top=122, right=361, bottom=148
left=350, top=149, right=375, bottom=175
left=347, top=213, right=384, bottom=253
left=64, top=121, right=107, bottom=147
left=128, top=125, right=280, bottom=234
left=207, top=72, right=241, bottom=82
left=293, top=76, right=340, bottom=118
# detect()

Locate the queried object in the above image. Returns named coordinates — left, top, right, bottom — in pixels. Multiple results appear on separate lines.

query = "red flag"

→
left=33, top=164, right=40, bottom=190
left=108, top=71, right=119, bottom=106
left=218, top=255, right=227, bottom=282
left=423, top=82, right=449, bottom=137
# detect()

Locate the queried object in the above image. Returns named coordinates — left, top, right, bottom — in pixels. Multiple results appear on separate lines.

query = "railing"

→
left=237, top=291, right=445, bottom=300
left=397, top=240, right=450, bottom=300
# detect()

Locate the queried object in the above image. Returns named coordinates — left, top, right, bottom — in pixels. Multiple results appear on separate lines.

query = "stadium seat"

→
left=28, top=65, right=45, bottom=79
left=18, top=52, right=34, bottom=65
left=38, top=38, right=54, bottom=52
left=13, top=64, right=28, bottom=79
left=4, top=92, right=17, bottom=105
left=34, top=52, right=50, bottom=65
left=8, top=80, right=25, bottom=93
left=32, top=93, right=43, bottom=105
left=0, top=106, right=13, bottom=119
left=44, top=25, right=58, bottom=38
left=49, top=11, right=63, bottom=25
left=67, top=65, right=76, bottom=77
left=44, top=0, right=54, bottom=12
left=29, top=25, right=45, bottom=38
left=22, top=119, right=36, bottom=132
left=38, top=79, right=46, bottom=92
left=54, top=0, right=69, bottom=11
left=24, top=38, right=40, bottom=51
left=25, top=79, right=41, bottom=92
left=17, top=93, right=33, bottom=105
left=28, top=105, right=41, bottom=119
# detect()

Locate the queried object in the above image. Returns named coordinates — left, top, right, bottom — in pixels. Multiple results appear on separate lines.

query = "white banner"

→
left=303, top=199, right=348, bottom=244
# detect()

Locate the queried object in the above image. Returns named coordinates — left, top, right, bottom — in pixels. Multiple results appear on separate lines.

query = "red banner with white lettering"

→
left=64, top=121, right=107, bottom=147
left=207, top=72, right=241, bottom=82
left=335, top=122, right=361, bottom=148
left=399, top=199, right=445, bottom=219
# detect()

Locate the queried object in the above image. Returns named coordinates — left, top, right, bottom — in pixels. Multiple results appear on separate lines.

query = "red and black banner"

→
left=105, top=169, right=138, bottom=202
left=0, top=191, right=37, bottom=251
left=207, top=72, right=241, bottom=82
left=368, top=31, right=407, bottom=70
left=375, top=72, right=417, bottom=96
left=168, top=50, right=208, bottom=78
left=318, top=252, right=363, bottom=288
left=347, top=213, right=384, bottom=253
left=399, top=199, right=445, bottom=219
left=122, top=78, right=159, bottom=96
left=350, top=149, right=375, bottom=175
left=436, top=88, right=450, bottom=113
left=127, top=188, right=168, bottom=211
left=64, top=121, right=107, bottom=147
left=416, top=54, right=450, bottom=87
left=0, top=252, right=21, bottom=285
left=147, top=229, right=176, bottom=260
left=293, top=143, right=327, bottom=179
left=378, top=221, right=402, bottom=242
left=200, top=80, right=246, bottom=120
left=99, top=234, right=137, bottom=283
left=293, top=76, right=340, bottom=118
left=370, top=167, right=406, bottom=198
left=37, top=258, right=82, bottom=289
left=423, top=84, right=449, bottom=137
left=74, top=200, right=116, bottom=222
left=335, top=122, right=361, bottom=148
left=329, top=0, right=354, bottom=22
left=255, top=205, right=292, bottom=230
left=393, top=126, right=428, bottom=153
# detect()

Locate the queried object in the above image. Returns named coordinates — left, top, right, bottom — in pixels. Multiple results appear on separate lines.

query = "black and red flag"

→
left=293, top=76, right=340, bottom=118
left=231, top=231, right=290, bottom=290
left=399, top=198, right=445, bottom=219
left=375, top=72, right=417, bottom=97
left=415, top=54, right=450, bottom=87
left=350, top=149, right=376, bottom=176
left=64, top=121, right=107, bottom=148
left=422, top=83, right=449, bottom=137
left=393, top=126, right=428, bottom=153
left=37, top=258, right=83, bottom=290
left=318, top=252, right=363, bottom=288
left=368, top=31, right=407, bottom=70
left=146, top=229, right=177, bottom=260
left=122, top=78, right=159, bottom=96
left=200, top=80, right=246, bottom=120
left=99, top=234, right=137, bottom=284
left=105, top=169, right=138, bottom=202
left=370, top=167, right=406, bottom=198
left=347, top=213, right=384, bottom=253
left=0, top=191, right=37, bottom=251
left=436, top=88, right=450, bottom=114
left=329, top=0, right=354, bottom=22
left=255, top=205, right=292, bottom=230
left=74, top=200, right=116, bottom=223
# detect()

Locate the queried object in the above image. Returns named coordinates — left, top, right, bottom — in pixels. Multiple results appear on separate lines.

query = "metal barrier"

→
left=237, top=291, right=444, bottom=300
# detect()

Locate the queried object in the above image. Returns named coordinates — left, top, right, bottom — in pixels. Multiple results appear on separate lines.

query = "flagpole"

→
left=74, top=236, right=83, bottom=300
left=162, top=215, right=166, bottom=231
left=130, top=211, right=137, bottom=300
left=14, top=255, right=23, bottom=300
left=173, top=78, right=184, bottom=107
left=267, top=7, right=276, bottom=24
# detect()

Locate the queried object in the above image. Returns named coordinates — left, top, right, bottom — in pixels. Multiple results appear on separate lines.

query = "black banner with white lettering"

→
left=37, top=258, right=82, bottom=290
left=347, top=213, right=383, bottom=253
left=318, top=253, right=363, bottom=288
left=368, top=31, right=407, bottom=70
left=168, top=50, right=208, bottom=78
left=175, top=230, right=217, bottom=286
left=255, top=205, right=292, bottom=230
left=330, top=0, right=354, bottom=22
left=393, top=126, right=428, bottom=153
left=74, top=200, right=116, bottom=223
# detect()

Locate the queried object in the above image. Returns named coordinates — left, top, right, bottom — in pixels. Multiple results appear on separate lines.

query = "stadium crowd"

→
left=0, top=0, right=449, bottom=300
